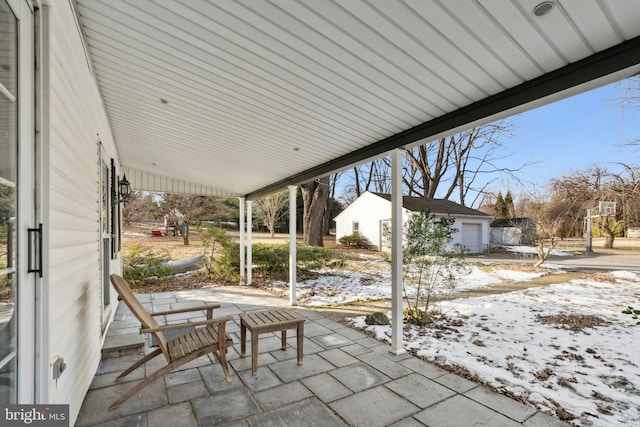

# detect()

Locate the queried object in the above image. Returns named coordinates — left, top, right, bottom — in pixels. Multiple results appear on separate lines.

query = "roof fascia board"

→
left=427, top=213, right=494, bottom=219
left=123, top=167, right=240, bottom=197
left=246, top=35, right=640, bottom=200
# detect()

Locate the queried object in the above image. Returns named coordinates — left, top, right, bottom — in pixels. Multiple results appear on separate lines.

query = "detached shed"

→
left=490, top=217, right=536, bottom=245
left=334, top=192, right=493, bottom=253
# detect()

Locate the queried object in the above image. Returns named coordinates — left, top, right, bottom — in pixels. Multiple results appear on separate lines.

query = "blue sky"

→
left=492, top=78, right=640, bottom=194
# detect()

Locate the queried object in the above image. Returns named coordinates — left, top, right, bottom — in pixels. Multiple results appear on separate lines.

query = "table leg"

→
left=240, top=321, right=246, bottom=357
left=297, top=322, right=304, bottom=365
left=281, top=330, right=287, bottom=349
left=251, top=332, right=259, bottom=375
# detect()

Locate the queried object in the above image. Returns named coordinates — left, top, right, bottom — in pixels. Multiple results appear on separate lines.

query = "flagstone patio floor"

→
left=76, top=285, right=567, bottom=427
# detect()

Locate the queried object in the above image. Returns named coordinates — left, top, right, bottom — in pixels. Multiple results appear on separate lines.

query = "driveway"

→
left=469, top=252, right=640, bottom=272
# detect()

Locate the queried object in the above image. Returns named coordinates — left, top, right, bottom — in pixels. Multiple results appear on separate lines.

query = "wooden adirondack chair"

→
left=108, top=274, right=233, bottom=410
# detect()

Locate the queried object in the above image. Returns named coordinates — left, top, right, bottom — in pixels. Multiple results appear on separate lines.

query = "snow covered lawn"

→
left=265, top=256, right=640, bottom=426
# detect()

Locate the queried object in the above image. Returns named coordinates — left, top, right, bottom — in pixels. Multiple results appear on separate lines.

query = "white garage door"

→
left=461, top=223, right=482, bottom=253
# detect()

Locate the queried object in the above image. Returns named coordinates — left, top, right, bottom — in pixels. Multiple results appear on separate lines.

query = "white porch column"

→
left=288, top=185, right=297, bottom=305
left=247, top=200, right=253, bottom=285
left=239, top=197, right=245, bottom=280
left=390, top=149, right=406, bottom=355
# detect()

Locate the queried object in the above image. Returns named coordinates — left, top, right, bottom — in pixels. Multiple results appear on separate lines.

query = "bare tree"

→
left=253, top=191, right=288, bottom=238
left=122, top=191, right=162, bottom=225
left=341, top=121, right=524, bottom=208
left=616, top=76, right=640, bottom=147
left=526, top=200, right=561, bottom=267
left=549, top=165, right=640, bottom=248
left=160, top=194, right=233, bottom=245
left=342, top=160, right=392, bottom=199
left=402, top=122, right=524, bottom=207
left=324, top=173, right=342, bottom=235
left=609, top=163, right=640, bottom=235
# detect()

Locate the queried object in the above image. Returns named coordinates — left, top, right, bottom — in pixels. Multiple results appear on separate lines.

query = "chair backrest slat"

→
left=110, top=274, right=169, bottom=360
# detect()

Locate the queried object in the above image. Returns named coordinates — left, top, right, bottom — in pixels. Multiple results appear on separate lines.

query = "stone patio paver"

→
left=247, top=397, right=347, bottom=427
left=253, top=381, right=313, bottom=410
left=146, top=402, right=196, bottom=427
left=465, top=386, right=538, bottom=422
left=414, top=394, right=523, bottom=427
left=191, top=388, right=260, bottom=425
left=329, top=362, right=390, bottom=393
left=385, top=373, right=456, bottom=408
left=329, top=386, right=419, bottom=427
left=301, top=373, right=353, bottom=403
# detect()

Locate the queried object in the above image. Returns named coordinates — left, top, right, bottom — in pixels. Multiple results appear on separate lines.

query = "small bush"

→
left=201, top=226, right=240, bottom=281
left=123, top=245, right=172, bottom=285
left=338, top=232, right=369, bottom=248
left=383, top=210, right=469, bottom=325
left=216, top=245, right=241, bottom=280
left=297, top=245, right=333, bottom=267
left=403, top=307, right=432, bottom=326
left=200, top=225, right=335, bottom=282
left=253, top=243, right=289, bottom=275
left=252, top=244, right=333, bottom=278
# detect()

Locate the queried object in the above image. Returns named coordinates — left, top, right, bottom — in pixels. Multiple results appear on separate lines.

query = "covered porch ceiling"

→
left=74, top=0, right=640, bottom=200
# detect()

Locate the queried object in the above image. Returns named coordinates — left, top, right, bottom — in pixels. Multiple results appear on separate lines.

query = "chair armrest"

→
left=142, top=316, right=233, bottom=333
left=150, top=304, right=221, bottom=317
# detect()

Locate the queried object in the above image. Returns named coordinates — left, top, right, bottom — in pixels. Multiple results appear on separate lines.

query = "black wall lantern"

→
left=117, top=174, right=131, bottom=204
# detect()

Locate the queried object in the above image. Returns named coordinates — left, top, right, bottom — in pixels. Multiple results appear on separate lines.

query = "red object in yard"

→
left=151, top=230, right=164, bottom=237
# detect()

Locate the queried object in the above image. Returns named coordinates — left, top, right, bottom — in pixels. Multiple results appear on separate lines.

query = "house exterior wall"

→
left=334, top=192, right=410, bottom=249
left=491, top=227, right=523, bottom=245
left=46, top=3, right=121, bottom=423
left=490, top=219, right=536, bottom=245
left=335, top=192, right=490, bottom=252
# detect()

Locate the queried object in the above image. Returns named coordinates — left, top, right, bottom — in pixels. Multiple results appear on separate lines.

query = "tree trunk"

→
left=324, top=195, right=333, bottom=235
left=603, top=230, right=615, bottom=249
left=182, top=222, right=190, bottom=246
left=601, top=217, right=615, bottom=249
left=353, top=167, right=361, bottom=197
left=301, top=177, right=330, bottom=246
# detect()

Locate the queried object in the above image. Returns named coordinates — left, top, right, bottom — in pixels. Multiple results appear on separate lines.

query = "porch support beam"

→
left=246, top=200, right=253, bottom=285
left=390, top=149, right=406, bottom=355
left=288, top=185, right=297, bottom=305
left=239, top=197, right=245, bottom=280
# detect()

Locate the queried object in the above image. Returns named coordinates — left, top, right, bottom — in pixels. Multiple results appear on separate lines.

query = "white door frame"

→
left=5, top=0, right=37, bottom=404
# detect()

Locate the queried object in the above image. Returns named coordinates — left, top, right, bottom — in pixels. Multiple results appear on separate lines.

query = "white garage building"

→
left=335, top=192, right=493, bottom=253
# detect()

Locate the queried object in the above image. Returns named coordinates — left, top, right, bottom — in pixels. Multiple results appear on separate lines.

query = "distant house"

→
left=490, top=217, right=536, bottom=245
left=334, top=192, right=493, bottom=253
left=628, top=225, right=640, bottom=238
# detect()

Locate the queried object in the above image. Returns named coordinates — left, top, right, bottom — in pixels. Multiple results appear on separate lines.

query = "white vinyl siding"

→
left=335, top=192, right=410, bottom=250
left=48, top=4, right=120, bottom=424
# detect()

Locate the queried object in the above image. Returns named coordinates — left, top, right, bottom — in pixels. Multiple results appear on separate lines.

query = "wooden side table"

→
left=239, top=309, right=305, bottom=375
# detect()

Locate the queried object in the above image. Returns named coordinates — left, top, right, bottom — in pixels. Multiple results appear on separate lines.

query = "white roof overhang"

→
left=73, top=0, right=640, bottom=199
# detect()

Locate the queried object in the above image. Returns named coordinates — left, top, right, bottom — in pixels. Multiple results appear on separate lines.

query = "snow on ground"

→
left=265, top=253, right=640, bottom=426
left=502, top=245, right=573, bottom=256
left=268, top=253, right=551, bottom=307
